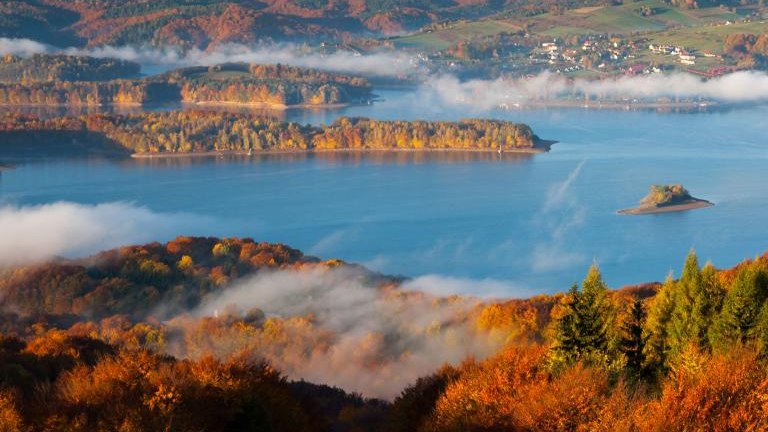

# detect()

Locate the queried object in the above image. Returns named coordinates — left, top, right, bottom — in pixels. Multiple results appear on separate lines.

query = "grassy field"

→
left=532, top=0, right=744, bottom=38
left=648, top=21, right=768, bottom=54
left=390, top=19, right=520, bottom=50
left=388, top=0, right=753, bottom=50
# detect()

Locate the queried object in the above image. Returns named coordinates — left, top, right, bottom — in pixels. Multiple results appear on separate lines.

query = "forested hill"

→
left=1, top=237, right=768, bottom=430
left=0, top=58, right=374, bottom=107
left=0, top=0, right=591, bottom=46
left=4, top=0, right=757, bottom=47
left=0, top=111, right=544, bottom=154
left=0, top=54, right=141, bottom=83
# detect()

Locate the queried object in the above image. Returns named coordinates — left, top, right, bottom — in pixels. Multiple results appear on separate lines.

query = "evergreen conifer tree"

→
left=550, top=264, right=612, bottom=367
left=711, top=262, right=768, bottom=348
left=643, top=273, right=675, bottom=373
left=620, top=298, right=647, bottom=379
left=668, top=251, right=702, bottom=357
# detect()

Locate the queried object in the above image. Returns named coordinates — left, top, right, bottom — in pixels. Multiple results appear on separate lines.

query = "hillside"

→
left=0, top=54, right=140, bottom=83
left=1, top=237, right=768, bottom=430
left=390, top=0, right=760, bottom=50
left=0, top=0, right=507, bottom=46
left=164, top=63, right=373, bottom=106
left=3, top=0, right=759, bottom=48
left=0, top=58, right=374, bottom=107
left=388, top=0, right=766, bottom=77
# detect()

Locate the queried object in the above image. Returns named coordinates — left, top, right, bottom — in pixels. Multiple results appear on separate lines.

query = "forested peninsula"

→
left=0, top=56, right=373, bottom=107
left=0, top=111, right=547, bottom=155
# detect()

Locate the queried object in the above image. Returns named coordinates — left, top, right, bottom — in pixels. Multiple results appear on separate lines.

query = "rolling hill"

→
left=5, top=0, right=758, bottom=49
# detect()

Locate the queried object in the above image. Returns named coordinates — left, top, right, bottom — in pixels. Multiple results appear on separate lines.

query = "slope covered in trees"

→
left=0, top=111, right=544, bottom=154
left=0, top=80, right=180, bottom=106
left=2, top=237, right=768, bottom=430
left=1, top=0, right=626, bottom=47
left=0, top=54, right=141, bottom=84
left=166, top=63, right=373, bottom=106
left=0, top=58, right=374, bottom=107
left=2, top=0, right=762, bottom=55
left=724, top=33, right=768, bottom=70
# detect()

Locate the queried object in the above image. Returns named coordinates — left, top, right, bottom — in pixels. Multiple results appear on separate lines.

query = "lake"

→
left=2, top=90, right=767, bottom=294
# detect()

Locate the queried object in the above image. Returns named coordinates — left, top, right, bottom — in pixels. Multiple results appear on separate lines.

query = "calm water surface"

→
left=2, top=91, right=767, bottom=294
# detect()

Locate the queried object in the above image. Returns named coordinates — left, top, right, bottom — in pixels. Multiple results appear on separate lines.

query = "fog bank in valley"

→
left=0, top=202, right=205, bottom=267
left=180, top=267, right=504, bottom=399
left=0, top=37, right=49, bottom=57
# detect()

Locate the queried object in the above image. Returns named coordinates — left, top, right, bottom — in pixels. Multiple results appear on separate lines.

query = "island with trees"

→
left=165, top=63, right=373, bottom=107
left=619, top=184, right=713, bottom=215
left=0, top=55, right=374, bottom=108
left=0, top=111, right=549, bottom=155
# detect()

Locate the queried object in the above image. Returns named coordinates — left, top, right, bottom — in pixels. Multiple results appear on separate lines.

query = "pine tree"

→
left=753, top=302, right=768, bottom=356
left=644, top=253, right=725, bottom=372
left=620, top=298, right=647, bottom=379
left=668, top=251, right=703, bottom=357
left=551, top=284, right=582, bottom=365
left=694, top=262, right=725, bottom=347
left=643, top=273, right=675, bottom=373
left=711, top=262, right=768, bottom=348
left=577, top=264, right=611, bottom=354
left=550, top=264, right=612, bottom=367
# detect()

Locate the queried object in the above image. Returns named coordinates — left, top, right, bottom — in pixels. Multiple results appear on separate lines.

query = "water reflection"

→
left=0, top=104, right=147, bottom=119
left=126, top=150, right=534, bottom=168
left=1, top=90, right=763, bottom=126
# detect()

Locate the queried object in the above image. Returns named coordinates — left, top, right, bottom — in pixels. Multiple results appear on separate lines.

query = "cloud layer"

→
left=0, top=202, right=204, bottom=267
left=181, top=267, right=502, bottom=399
left=71, top=43, right=417, bottom=76
left=416, top=71, right=768, bottom=109
left=0, top=38, right=416, bottom=76
left=0, top=37, right=49, bottom=57
left=3, top=37, right=768, bottom=102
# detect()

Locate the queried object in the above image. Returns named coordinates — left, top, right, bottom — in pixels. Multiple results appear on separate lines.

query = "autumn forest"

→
left=0, top=111, right=542, bottom=154
left=0, top=55, right=373, bottom=107
left=1, top=237, right=768, bottom=431
left=2, top=0, right=768, bottom=429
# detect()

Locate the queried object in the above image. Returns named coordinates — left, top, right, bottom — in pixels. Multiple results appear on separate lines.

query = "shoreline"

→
left=3, top=99, right=759, bottom=114
left=0, top=102, right=142, bottom=108
left=618, top=199, right=714, bottom=215
left=504, top=99, right=720, bottom=111
left=130, top=146, right=551, bottom=159
left=184, top=100, right=353, bottom=110
left=0, top=100, right=366, bottom=110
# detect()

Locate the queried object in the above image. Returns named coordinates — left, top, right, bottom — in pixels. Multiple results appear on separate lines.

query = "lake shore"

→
left=185, top=100, right=353, bottom=110
left=618, top=199, right=714, bottom=215
left=130, top=145, right=552, bottom=159
left=507, top=99, right=719, bottom=111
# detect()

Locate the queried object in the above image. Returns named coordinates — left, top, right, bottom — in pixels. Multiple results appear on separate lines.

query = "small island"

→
left=618, top=184, right=713, bottom=215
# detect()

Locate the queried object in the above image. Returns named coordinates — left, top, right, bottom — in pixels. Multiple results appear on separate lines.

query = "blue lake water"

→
left=2, top=90, right=768, bottom=294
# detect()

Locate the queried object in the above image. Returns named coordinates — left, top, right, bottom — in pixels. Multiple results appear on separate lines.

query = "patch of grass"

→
left=391, top=20, right=520, bottom=50
left=524, top=0, right=753, bottom=38
left=589, top=8, right=665, bottom=33
left=649, top=21, right=768, bottom=54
